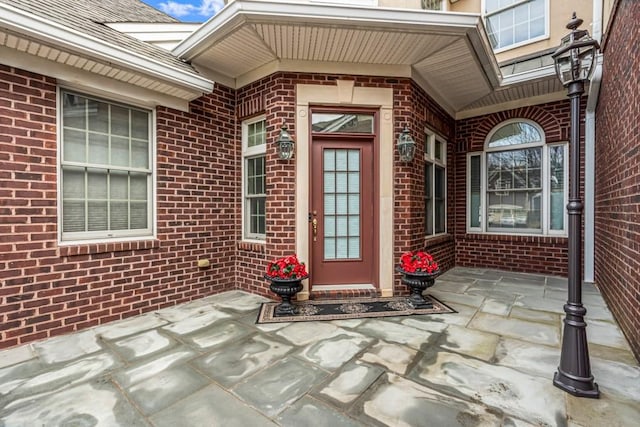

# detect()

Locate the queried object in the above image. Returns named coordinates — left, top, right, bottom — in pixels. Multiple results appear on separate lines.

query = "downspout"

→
left=584, top=0, right=604, bottom=284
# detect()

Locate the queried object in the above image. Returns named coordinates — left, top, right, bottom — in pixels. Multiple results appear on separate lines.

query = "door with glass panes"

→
left=309, top=111, right=377, bottom=287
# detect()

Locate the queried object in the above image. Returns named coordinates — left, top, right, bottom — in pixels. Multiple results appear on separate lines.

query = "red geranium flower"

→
left=399, top=251, right=439, bottom=274
left=265, top=254, right=308, bottom=280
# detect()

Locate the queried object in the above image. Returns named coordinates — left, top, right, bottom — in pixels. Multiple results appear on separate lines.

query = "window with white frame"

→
left=484, top=0, right=547, bottom=51
left=468, top=119, right=567, bottom=235
left=243, top=117, right=266, bottom=240
left=60, top=90, right=153, bottom=242
left=421, top=0, right=443, bottom=10
left=424, top=131, right=446, bottom=236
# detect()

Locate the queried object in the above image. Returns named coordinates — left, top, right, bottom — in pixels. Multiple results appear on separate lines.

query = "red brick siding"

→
left=595, top=0, right=640, bottom=361
left=0, top=65, right=237, bottom=348
left=454, top=100, right=581, bottom=276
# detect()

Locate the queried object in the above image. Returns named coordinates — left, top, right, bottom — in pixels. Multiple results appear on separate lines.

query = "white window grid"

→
left=424, top=130, right=447, bottom=237
left=467, top=119, right=568, bottom=236
left=242, top=116, right=267, bottom=241
left=58, top=89, right=154, bottom=243
left=483, top=0, right=549, bottom=52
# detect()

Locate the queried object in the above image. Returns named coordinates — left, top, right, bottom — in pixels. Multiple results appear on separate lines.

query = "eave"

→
left=174, top=0, right=503, bottom=117
left=0, top=1, right=213, bottom=111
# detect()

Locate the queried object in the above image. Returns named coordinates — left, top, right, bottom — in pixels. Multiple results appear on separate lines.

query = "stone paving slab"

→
left=124, top=365, right=209, bottom=416
left=410, top=351, right=567, bottom=426
left=277, top=396, right=363, bottom=427
left=111, top=330, right=176, bottom=361
left=0, top=380, right=149, bottom=427
left=314, top=361, right=384, bottom=407
left=232, top=357, right=329, bottom=417
left=191, top=335, right=293, bottom=388
left=469, top=312, right=561, bottom=346
left=149, top=384, right=276, bottom=427
left=356, top=373, right=504, bottom=426
left=0, top=274, right=637, bottom=426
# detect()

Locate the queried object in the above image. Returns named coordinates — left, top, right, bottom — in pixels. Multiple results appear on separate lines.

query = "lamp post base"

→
left=553, top=370, right=599, bottom=398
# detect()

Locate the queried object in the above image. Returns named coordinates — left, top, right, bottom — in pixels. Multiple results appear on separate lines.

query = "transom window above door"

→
left=311, top=113, right=374, bottom=134
left=468, top=119, right=567, bottom=235
left=484, top=0, right=548, bottom=51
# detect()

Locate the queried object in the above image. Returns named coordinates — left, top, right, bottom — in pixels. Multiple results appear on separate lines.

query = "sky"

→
left=141, top=0, right=225, bottom=23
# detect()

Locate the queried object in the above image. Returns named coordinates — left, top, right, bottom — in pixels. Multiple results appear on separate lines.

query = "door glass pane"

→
left=323, top=148, right=360, bottom=260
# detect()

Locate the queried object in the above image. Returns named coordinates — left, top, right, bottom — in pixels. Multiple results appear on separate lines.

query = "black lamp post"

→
left=551, top=12, right=600, bottom=398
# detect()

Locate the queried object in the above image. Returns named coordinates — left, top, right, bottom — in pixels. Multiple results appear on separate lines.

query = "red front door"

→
left=310, top=137, right=376, bottom=286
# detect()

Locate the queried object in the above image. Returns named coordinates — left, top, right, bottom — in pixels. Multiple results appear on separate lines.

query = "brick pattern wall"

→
left=0, top=65, right=237, bottom=348
left=235, top=73, right=456, bottom=299
left=454, top=100, right=580, bottom=276
left=595, top=0, right=640, bottom=361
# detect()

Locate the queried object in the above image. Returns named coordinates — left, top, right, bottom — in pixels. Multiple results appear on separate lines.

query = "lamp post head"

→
left=276, top=123, right=295, bottom=160
left=397, top=126, right=416, bottom=162
left=552, top=12, right=600, bottom=86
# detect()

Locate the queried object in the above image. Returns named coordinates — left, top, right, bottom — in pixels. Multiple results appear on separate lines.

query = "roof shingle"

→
left=1, top=0, right=199, bottom=74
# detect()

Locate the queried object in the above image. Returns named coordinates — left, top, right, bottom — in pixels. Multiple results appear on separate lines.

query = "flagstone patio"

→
left=1, top=268, right=638, bottom=426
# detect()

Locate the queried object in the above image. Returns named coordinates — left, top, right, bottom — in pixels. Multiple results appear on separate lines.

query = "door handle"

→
left=312, top=218, right=318, bottom=241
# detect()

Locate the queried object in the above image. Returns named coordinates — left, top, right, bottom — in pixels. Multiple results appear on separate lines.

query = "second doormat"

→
left=256, top=295, right=456, bottom=324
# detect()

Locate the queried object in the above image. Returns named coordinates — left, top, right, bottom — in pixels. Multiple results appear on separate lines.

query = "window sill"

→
left=59, top=239, right=161, bottom=257
left=463, top=232, right=567, bottom=244
left=238, top=241, right=266, bottom=253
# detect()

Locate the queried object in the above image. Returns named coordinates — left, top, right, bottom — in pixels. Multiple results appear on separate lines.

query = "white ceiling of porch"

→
left=175, top=1, right=502, bottom=117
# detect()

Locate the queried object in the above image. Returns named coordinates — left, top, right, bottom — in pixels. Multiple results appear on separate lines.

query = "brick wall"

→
left=0, top=65, right=237, bottom=348
left=595, top=0, right=640, bottom=361
left=235, top=73, right=456, bottom=298
left=454, top=100, right=580, bottom=276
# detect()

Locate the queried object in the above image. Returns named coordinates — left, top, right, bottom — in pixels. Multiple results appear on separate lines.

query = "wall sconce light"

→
left=276, top=122, right=295, bottom=160
left=397, top=125, right=416, bottom=162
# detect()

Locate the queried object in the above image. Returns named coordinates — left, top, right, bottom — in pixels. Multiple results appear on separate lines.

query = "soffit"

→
left=177, top=1, right=501, bottom=115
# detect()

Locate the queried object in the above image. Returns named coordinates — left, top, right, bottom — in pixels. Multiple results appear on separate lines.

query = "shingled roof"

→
left=0, top=0, right=198, bottom=74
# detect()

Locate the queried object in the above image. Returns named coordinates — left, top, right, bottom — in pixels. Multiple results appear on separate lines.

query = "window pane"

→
left=488, top=122, right=542, bottom=147
left=88, top=133, right=108, bottom=165
left=487, top=191, right=541, bottom=231
left=247, top=120, right=266, bottom=148
left=549, top=145, right=566, bottom=231
left=110, top=106, right=129, bottom=137
left=131, top=139, right=149, bottom=169
left=110, top=171, right=128, bottom=200
left=312, top=113, right=374, bottom=133
left=435, top=166, right=445, bottom=233
left=88, top=99, right=109, bottom=133
left=470, top=155, right=481, bottom=228
left=425, top=163, right=433, bottom=235
left=63, top=93, right=86, bottom=130
left=110, top=201, right=128, bottom=230
left=131, top=110, right=149, bottom=140
left=63, top=129, right=86, bottom=163
left=130, top=173, right=147, bottom=200
left=130, top=202, right=148, bottom=229
left=89, top=201, right=108, bottom=231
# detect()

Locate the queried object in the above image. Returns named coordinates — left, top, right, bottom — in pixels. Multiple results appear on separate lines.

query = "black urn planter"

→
left=264, top=275, right=306, bottom=316
left=396, top=268, right=440, bottom=309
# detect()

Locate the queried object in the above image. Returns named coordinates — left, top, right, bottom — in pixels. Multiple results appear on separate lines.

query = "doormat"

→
left=256, top=295, right=456, bottom=324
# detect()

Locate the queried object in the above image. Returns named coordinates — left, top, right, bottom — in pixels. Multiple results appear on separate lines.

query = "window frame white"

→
left=482, top=0, right=550, bottom=53
left=467, top=119, right=568, bottom=236
left=242, top=115, right=267, bottom=242
left=57, top=87, right=156, bottom=245
left=424, top=129, right=447, bottom=238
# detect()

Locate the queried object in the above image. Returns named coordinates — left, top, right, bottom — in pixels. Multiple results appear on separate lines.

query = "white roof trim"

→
left=0, top=1, right=213, bottom=95
left=174, top=0, right=489, bottom=58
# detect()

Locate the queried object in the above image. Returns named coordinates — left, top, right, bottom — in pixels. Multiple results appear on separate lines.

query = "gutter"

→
left=0, top=1, right=213, bottom=95
left=584, top=0, right=604, bottom=284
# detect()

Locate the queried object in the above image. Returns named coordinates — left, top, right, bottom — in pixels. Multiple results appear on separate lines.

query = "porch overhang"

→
left=174, top=0, right=502, bottom=117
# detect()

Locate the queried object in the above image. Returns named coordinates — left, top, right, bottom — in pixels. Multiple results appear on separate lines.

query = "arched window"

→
left=468, top=119, right=567, bottom=235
